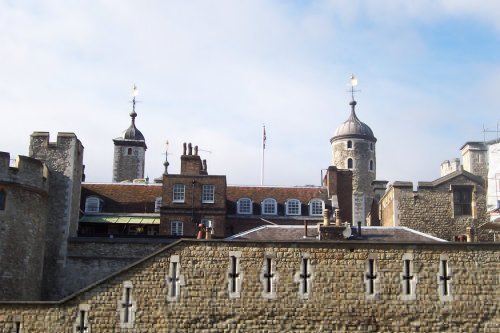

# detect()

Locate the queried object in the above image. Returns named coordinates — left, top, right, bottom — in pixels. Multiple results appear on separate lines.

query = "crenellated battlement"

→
left=0, top=151, right=49, bottom=193
left=29, top=132, right=83, bottom=154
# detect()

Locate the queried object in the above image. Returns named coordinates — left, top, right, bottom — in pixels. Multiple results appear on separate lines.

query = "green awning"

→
left=80, top=216, right=160, bottom=224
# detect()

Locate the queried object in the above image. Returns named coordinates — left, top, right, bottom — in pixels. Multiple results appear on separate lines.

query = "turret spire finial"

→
left=130, top=84, right=139, bottom=123
left=348, top=74, right=359, bottom=111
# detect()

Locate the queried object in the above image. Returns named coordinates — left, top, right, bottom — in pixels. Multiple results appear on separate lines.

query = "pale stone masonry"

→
left=0, top=240, right=498, bottom=332
left=380, top=170, right=488, bottom=241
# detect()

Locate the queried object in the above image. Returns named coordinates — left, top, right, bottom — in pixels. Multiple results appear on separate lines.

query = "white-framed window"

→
left=85, top=196, right=101, bottom=213
left=171, top=221, right=183, bottom=236
left=172, top=184, right=185, bottom=203
left=202, top=185, right=215, bottom=203
left=119, top=281, right=135, bottom=328
left=228, top=251, right=242, bottom=298
left=309, top=199, right=324, bottom=216
left=400, top=253, right=417, bottom=300
left=237, top=198, right=253, bottom=214
left=166, top=255, right=185, bottom=302
left=437, top=255, right=453, bottom=301
left=260, top=253, right=277, bottom=299
left=154, top=197, right=162, bottom=213
left=294, top=253, right=312, bottom=299
left=347, top=158, right=353, bottom=169
left=261, top=198, right=277, bottom=215
left=286, top=199, right=301, bottom=215
left=73, top=304, right=90, bottom=333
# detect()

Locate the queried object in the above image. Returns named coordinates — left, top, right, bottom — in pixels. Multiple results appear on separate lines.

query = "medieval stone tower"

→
left=112, top=87, right=147, bottom=183
left=0, top=152, right=49, bottom=301
left=330, top=84, right=376, bottom=225
left=28, top=132, right=84, bottom=300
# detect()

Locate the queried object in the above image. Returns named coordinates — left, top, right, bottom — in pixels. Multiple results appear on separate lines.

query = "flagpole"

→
left=261, top=125, right=266, bottom=185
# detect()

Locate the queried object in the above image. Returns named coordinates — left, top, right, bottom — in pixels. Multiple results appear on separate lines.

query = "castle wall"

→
left=380, top=176, right=489, bottom=241
left=0, top=153, right=49, bottom=301
left=0, top=241, right=498, bottom=332
left=29, top=132, right=84, bottom=300
left=59, top=238, right=171, bottom=297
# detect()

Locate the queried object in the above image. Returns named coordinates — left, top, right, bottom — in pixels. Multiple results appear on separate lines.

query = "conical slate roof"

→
left=331, top=101, right=376, bottom=142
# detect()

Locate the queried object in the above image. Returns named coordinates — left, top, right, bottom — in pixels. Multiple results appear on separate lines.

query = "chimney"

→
left=194, top=145, right=198, bottom=156
left=183, top=142, right=187, bottom=155
left=466, top=227, right=474, bottom=242
left=323, top=209, right=330, bottom=226
left=335, top=209, right=341, bottom=226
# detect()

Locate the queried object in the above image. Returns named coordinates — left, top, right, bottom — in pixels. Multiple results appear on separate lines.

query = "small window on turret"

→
left=0, top=190, right=5, bottom=210
left=347, top=140, right=353, bottom=149
left=127, top=148, right=132, bottom=155
left=369, top=160, right=374, bottom=171
left=347, top=158, right=353, bottom=169
left=370, top=143, right=374, bottom=151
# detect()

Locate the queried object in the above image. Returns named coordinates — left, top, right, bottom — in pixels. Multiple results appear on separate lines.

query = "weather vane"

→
left=349, top=74, right=359, bottom=101
left=131, top=84, right=139, bottom=113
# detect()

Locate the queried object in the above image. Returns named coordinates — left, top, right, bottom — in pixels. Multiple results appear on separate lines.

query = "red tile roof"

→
left=227, top=185, right=328, bottom=203
left=81, top=183, right=162, bottom=213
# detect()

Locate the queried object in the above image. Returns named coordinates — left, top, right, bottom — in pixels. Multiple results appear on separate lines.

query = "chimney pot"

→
left=323, top=209, right=330, bottom=226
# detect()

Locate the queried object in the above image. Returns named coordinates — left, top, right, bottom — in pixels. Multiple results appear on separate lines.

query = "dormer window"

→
left=261, top=198, right=277, bottom=215
left=237, top=198, right=252, bottom=214
left=84, top=196, right=102, bottom=213
left=286, top=199, right=301, bottom=215
left=309, top=199, right=324, bottom=216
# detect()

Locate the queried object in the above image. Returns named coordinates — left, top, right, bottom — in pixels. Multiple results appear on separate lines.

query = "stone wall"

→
left=59, top=237, right=170, bottom=297
left=0, top=153, right=49, bottom=301
left=380, top=175, right=489, bottom=241
left=0, top=240, right=498, bottom=332
left=29, top=132, right=84, bottom=300
left=112, top=143, right=146, bottom=182
left=332, top=139, right=376, bottom=222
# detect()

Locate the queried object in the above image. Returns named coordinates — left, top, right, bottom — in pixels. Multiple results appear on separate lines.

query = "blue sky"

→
left=1, top=1, right=499, bottom=186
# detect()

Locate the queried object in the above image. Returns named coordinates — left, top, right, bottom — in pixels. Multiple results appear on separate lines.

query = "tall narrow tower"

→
left=113, top=85, right=147, bottom=182
left=330, top=75, right=376, bottom=225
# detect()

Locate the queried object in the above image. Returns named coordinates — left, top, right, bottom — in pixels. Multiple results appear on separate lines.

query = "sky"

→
left=1, top=0, right=500, bottom=186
